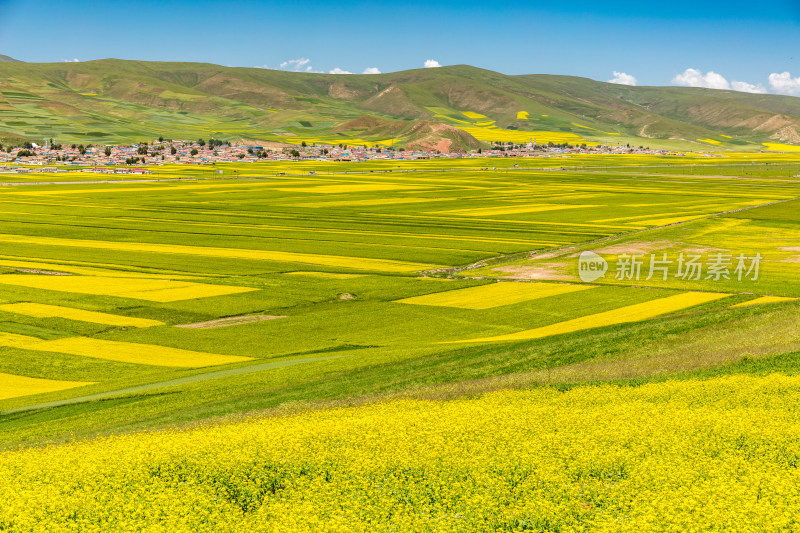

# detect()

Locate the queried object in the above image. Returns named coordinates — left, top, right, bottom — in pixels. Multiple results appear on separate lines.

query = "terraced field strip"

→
left=274, top=183, right=436, bottom=194
left=0, top=303, right=164, bottom=328
left=284, top=271, right=365, bottom=279
left=731, top=296, right=798, bottom=308
left=18, top=211, right=551, bottom=248
left=379, top=212, right=639, bottom=232
left=0, top=332, right=253, bottom=367
left=397, top=282, right=595, bottom=309
left=0, top=372, right=96, bottom=401
left=450, top=292, right=732, bottom=342
left=632, top=215, right=713, bottom=226
left=0, top=356, right=343, bottom=415
left=289, top=198, right=454, bottom=208
left=0, top=257, right=203, bottom=279
left=566, top=183, right=796, bottom=200
left=0, top=177, right=409, bottom=196
left=0, top=275, right=256, bottom=302
left=0, top=234, right=439, bottom=273
left=429, top=204, right=604, bottom=217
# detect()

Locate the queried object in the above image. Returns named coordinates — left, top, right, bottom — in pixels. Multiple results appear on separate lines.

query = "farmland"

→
left=2, top=154, right=800, bottom=529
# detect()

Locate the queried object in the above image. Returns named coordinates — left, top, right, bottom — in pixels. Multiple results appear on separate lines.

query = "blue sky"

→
left=1, top=0, right=799, bottom=93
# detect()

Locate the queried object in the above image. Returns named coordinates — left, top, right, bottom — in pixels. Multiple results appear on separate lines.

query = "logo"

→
left=578, top=251, right=608, bottom=282
left=575, top=250, right=762, bottom=284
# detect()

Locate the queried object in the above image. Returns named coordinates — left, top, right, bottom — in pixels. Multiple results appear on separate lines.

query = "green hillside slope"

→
left=0, top=59, right=799, bottom=150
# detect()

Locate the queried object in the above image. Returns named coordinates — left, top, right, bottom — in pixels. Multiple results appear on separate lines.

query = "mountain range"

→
left=1, top=58, right=799, bottom=151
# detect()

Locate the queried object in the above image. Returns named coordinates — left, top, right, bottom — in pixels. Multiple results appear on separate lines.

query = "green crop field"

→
left=4, top=154, right=800, bottom=530
left=0, top=153, right=798, bottom=447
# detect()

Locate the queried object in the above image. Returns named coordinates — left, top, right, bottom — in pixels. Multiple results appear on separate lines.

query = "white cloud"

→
left=731, top=80, right=767, bottom=94
left=63, top=58, right=79, bottom=63
left=672, top=68, right=730, bottom=90
left=329, top=67, right=352, bottom=74
left=424, top=59, right=441, bottom=68
left=362, top=67, right=381, bottom=75
left=608, top=71, right=637, bottom=86
left=672, top=68, right=766, bottom=94
left=768, top=72, right=800, bottom=95
left=280, top=58, right=311, bottom=71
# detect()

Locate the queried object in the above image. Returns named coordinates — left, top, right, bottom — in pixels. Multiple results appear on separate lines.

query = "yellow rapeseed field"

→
left=462, top=111, right=487, bottom=119
left=0, top=372, right=94, bottom=400
left=0, top=303, right=164, bottom=328
left=517, top=111, right=530, bottom=119
left=0, top=333, right=252, bottom=367
left=398, top=282, right=595, bottom=309
left=459, top=126, right=592, bottom=145
left=762, top=142, right=800, bottom=152
left=3, top=374, right=800, bottom=531
left=454, top=292, right=730, bottom=342
left=34, top=337, right=254, bottom=367
left=731, top=296, right=798, bottom=308
left=0, top=275, right=256, bottom=302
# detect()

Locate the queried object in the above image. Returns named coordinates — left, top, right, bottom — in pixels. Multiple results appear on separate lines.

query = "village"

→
left=0, top=138, right=676, bottom=173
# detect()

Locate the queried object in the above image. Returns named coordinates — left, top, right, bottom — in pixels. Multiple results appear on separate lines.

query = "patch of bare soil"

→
left=435, top=139, right=452, bottom=153
left=531, top=251, right=563, bottom=260
left=754, top=114, right=795, bottom=133
left=338, top=293, right=356, bottom=300
left=770, top=126, right=800, bottom=143
left=777, top=247, right=800, bottom=263
left=175, top=315, right=287, bottom=329
left=10, top=268, right=73, bottom=276
left=327, top=82, right=361, bottom=100
left=494, top=263, right=572, bottom=280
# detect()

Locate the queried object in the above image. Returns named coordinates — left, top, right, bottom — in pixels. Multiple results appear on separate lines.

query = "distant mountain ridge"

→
left=0, top=58, right=798, bottom=150
left=0, top=54, right=21, bottom=63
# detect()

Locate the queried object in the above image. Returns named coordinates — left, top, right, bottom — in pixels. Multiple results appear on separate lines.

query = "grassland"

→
left=1, top=154, right=800, bottom=530
left=3, top=60, right=800, bottom=150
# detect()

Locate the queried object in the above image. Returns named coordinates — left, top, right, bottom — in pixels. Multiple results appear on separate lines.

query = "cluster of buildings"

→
left=0, top=139, right=673, bottom=170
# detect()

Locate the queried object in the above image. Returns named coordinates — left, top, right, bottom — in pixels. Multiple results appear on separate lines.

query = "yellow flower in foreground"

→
left=2, top=374, right=800, bottom=531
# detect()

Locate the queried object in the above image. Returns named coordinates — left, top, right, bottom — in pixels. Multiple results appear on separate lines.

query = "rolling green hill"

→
left=1, top=59, right=799, bottom=150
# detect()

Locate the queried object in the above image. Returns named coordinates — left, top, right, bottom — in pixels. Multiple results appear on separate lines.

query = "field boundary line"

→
left=0, top=355, right=342, bottom=416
